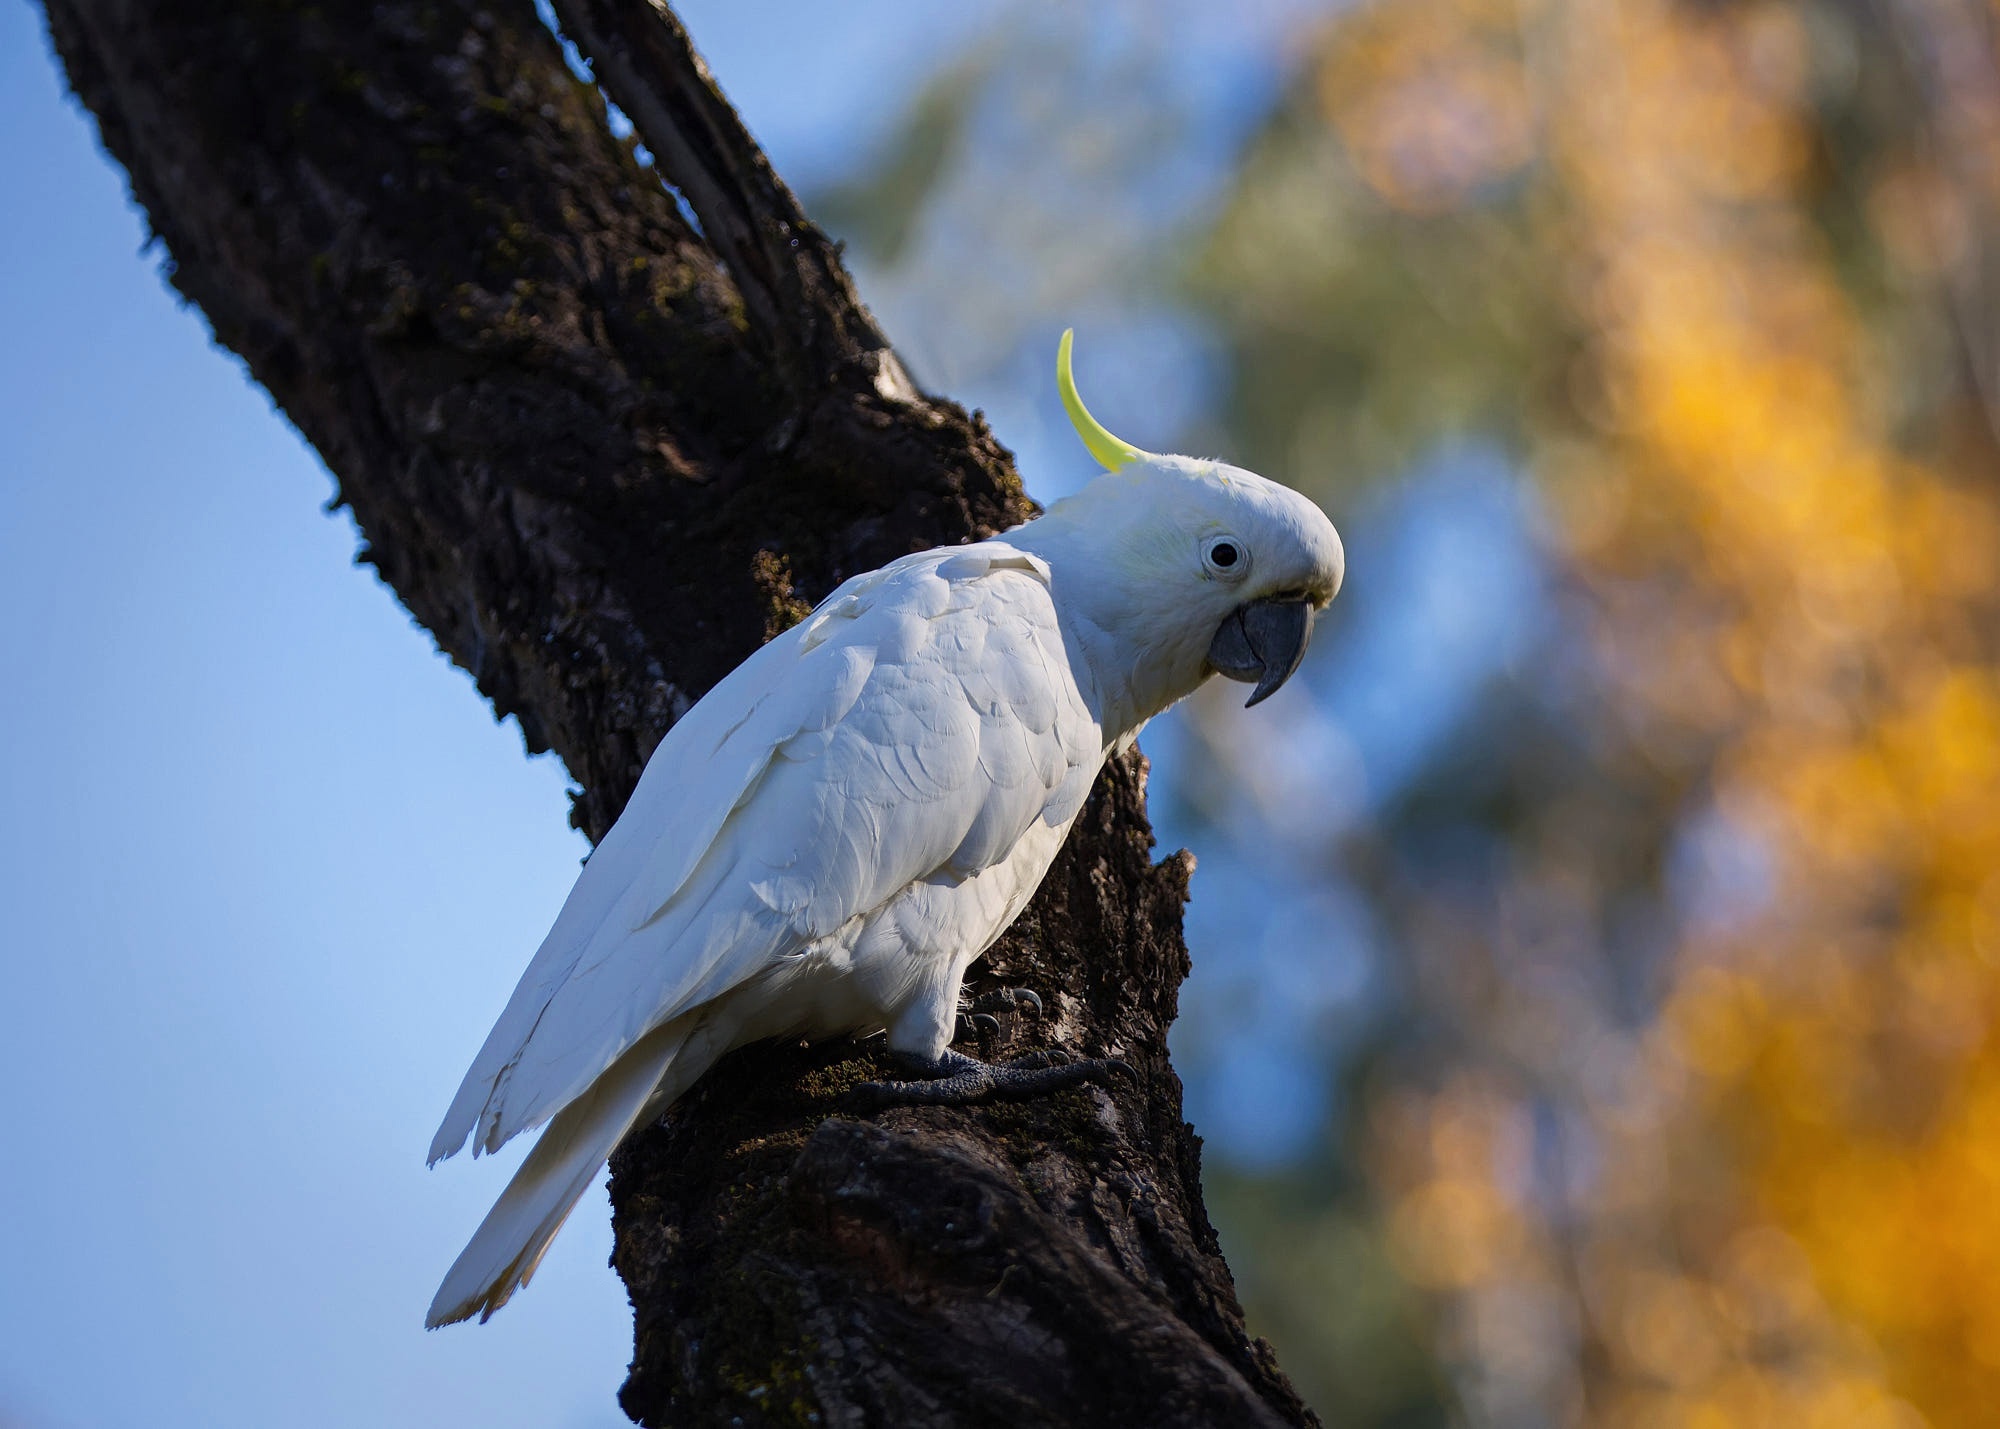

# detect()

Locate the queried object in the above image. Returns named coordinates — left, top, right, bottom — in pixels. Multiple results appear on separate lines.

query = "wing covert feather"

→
left=432, top=545, right=1101, bottom=1162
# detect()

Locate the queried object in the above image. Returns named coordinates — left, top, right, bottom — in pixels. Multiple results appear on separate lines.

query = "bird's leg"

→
left=853, top=1046, right=1133, bottom=1109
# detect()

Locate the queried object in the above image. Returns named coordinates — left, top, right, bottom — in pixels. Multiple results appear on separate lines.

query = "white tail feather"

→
left=425, top=1021, right=694, bottom=1328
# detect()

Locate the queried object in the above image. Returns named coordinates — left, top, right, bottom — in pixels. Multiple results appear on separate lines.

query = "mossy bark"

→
left=40, top=1, right=1318, bottom=1423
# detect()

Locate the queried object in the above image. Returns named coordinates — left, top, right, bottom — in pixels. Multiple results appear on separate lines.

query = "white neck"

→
left=1005, top=516, right=1213, bottom=742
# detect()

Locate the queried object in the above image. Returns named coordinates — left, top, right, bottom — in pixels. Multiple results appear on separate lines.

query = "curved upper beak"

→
left=1207, top=596, right=1315, bottom=708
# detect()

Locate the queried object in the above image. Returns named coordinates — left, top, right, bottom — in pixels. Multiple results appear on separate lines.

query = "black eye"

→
left=1202, top=534, right=1247, bottom=577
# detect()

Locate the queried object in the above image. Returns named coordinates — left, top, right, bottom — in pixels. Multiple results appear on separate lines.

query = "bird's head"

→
left=1014, top=331, right=1346, bottom=730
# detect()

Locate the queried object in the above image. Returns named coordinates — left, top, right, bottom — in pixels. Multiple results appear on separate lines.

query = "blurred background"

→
left=6, top=0, right=2000, bottom=1424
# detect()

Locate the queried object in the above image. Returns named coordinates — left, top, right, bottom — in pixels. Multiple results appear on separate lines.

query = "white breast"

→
left=714, top=789, right=1089, bottom=1061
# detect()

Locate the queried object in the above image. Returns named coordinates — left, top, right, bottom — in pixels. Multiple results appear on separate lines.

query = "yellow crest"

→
left=1057, top=329, right=1147, bottom=471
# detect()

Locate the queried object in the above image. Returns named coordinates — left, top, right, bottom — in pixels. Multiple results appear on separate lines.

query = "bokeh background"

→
left=6, top=0, right=2000, bottom=1424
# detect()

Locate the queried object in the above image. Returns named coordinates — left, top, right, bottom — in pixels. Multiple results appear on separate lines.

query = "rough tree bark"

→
left=40, top=1, right=1319, bottom=1423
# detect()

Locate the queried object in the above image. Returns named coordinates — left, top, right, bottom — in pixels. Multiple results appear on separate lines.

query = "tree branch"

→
left=547, top=0, right=914, bottom=407
left=38, top=0, right=1317, bottom=1422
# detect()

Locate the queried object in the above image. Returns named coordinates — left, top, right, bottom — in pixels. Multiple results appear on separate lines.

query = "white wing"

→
left=429, top=543, right=1101, bottom=1164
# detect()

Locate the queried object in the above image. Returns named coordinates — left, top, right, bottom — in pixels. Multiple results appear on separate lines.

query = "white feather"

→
left=425, top=545, right=1102, bottom=1320
left=425, top=1019, right=691, bottom=1327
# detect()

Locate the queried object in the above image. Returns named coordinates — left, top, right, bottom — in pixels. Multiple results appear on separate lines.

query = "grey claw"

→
left=967, top=987, right=1044, bottom=1020
left=954, top=1011, right=1003, bottom=1054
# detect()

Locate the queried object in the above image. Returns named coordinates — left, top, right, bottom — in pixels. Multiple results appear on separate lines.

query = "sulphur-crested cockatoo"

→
left=425, top=330, right=1345, bottom=1327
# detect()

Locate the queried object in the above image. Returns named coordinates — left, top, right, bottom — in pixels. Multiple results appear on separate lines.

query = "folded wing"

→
left=429, top=544, right=1100, bottom=1164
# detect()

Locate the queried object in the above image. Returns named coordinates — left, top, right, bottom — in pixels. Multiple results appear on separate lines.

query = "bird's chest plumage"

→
left=731, top=772, right=1096, bottom=1052
left=878, top=803, right=1081, bottom=967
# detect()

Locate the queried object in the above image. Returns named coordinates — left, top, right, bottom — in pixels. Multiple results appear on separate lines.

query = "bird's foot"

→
left=853, top=1047, right=1133, bottom=1110
left=954, top=987, right=1044, bottom=1058
left=965, top=986, right=1044, bottom=1020
left=955, top=1011, right=1003, bottom=1059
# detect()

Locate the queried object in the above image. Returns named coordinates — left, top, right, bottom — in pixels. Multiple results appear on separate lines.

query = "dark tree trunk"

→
left=39, top=1, right=1318, bottom=1423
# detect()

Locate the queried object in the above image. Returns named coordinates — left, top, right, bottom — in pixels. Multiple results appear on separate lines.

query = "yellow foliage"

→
left=1312, top=0, right=2000, bottom=1420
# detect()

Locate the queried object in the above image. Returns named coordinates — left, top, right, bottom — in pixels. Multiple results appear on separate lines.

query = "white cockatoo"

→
left=424, top=331, right=1345, bottom=1327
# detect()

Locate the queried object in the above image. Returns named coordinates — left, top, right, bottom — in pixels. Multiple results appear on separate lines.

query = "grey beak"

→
left=1207, top=596, right=1315, bottom=708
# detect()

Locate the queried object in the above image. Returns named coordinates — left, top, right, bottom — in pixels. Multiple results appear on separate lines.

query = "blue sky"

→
left=0, top=5, right=994, bottom=1426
